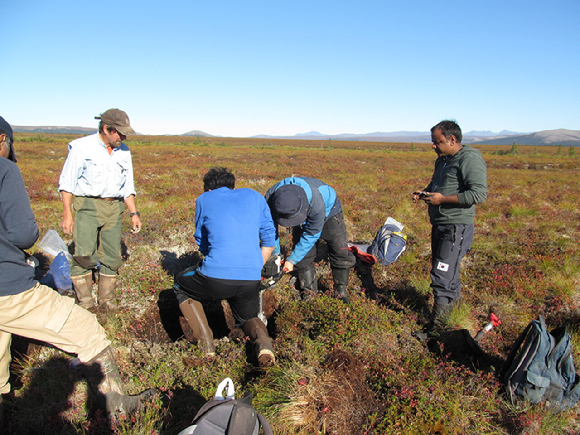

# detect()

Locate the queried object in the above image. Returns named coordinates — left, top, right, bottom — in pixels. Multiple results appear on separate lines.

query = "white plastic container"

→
left=37, top=229, right=72, bottom=262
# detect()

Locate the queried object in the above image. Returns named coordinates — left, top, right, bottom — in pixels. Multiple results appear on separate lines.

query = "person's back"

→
left=196, top=187, right=274, bottom=281
left=0, top=157, right=39, bottom=296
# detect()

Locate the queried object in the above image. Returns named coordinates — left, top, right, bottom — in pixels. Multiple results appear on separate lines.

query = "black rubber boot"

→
left=297, top=267, right=318, bottom=301
left=179, top=299, right=215, bottom=356
left=332, top=268, right=350, bottom=303
left=83, top=347, right=158, bottom=416
left=243, top=318, right=276, bottom=367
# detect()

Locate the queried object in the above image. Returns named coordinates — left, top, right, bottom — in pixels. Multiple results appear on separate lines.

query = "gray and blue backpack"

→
left=502, top=316, right=580, bottom=412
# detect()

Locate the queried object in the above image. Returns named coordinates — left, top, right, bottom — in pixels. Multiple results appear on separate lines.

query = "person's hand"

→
left=61, top=214, right=74, bottom=235
left=423, top=192, right=443, bottom=205
left=131, top=214, right=142, bottom=233
left=283, top=261, right=294, bottom=273
left=412, top=191, right=430, bottom=204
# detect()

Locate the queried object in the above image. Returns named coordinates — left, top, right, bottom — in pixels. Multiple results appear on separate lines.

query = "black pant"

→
left=294, top=212, right=356, bottom=272
left=173, top=267, right=260, bottom=327
left=430, top=223, right=474, bottom=304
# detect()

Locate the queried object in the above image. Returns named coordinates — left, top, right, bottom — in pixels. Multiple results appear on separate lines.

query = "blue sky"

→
left=3, top=0, right=579, bottom=137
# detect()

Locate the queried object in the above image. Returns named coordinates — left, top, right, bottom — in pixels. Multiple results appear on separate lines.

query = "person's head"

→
left=203, top=167, right=235, bottom=192
left=95, top=109, right=136, bottom=148
left=269, top=184, right=308, bottom=227
left=430, top=120, right=463, bottom=156
left=0, top=116, right=17, bottom=162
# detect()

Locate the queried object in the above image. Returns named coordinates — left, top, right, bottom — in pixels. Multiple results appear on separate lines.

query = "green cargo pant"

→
left=71, top=197, right=124, bottom=277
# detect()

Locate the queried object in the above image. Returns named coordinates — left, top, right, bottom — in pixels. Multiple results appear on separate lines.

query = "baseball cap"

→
left=95, top=109, right=136, bottom=135
left=0, top=116, right=17, bottom=162
left=271, top=184, right=308, bottom=227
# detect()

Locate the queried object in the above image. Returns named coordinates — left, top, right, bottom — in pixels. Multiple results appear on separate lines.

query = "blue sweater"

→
left=195, top=187, right=276, bottom=280
left=0, top=158, right=39, bottom=296
left=264, top=177, right=341, bottom=264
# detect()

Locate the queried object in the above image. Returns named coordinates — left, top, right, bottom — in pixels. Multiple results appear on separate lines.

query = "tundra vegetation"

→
left=5, top=134, right=580, bottom=434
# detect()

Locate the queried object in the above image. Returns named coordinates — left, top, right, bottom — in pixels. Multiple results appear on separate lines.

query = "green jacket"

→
left=425, top=144, right=487, bottom=225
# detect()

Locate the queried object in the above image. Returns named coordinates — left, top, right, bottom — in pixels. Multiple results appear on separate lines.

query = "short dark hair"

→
left=431, top=120, right=462, bottom=144
left=98, top=121, right=117, bottom=134
left=203, top=167, right=235, bottom=192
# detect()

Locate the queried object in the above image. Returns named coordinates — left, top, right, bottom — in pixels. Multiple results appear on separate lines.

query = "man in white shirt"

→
left=59, top=109, right=141, bottom=310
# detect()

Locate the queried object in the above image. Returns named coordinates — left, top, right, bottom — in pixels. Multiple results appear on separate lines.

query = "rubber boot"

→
left=332, top=268, right=350, bottom=303
left=72, top=272, right=94, bottom=309
left=98, top=273, right=118, bottom=311
left=243, top=318, right=275, bottom=367
left=179, top=299, right=215, bottom=356
left=431, top=299, right=454, bottom=329
left=297, top=267, right=318, bottom=301
left=83, top=346, right=158, bottom=416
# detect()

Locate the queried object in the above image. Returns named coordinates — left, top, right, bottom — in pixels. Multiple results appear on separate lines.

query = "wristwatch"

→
left=129, top=211, right=140, bottom=217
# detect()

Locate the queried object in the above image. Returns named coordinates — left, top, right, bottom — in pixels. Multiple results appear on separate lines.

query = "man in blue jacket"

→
left=0, top=116, right=155, bottom=425
left=265, top=177, right=356, bottom=302
left=173, top=168, right=277, bottom=367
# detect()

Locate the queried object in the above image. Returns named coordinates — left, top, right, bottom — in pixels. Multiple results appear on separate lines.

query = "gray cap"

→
left=95, top=109, right=136, bottom=135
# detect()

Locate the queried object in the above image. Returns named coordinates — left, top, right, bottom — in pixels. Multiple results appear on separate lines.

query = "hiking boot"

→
left=243, top=318, right=275, bottom=367
left=297, top=267, right=318, bottom=301
left=72, top=272, right=94, bottom=309
left=98, top=273, right=118, bottom=311
left=83, top=346, right=158, bottom=416
left=332, top=268, right=350, bottom=303
left=179, top=298, right=215, bottom=356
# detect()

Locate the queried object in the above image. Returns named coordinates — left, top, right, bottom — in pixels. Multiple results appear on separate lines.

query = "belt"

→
left=84, top=196, right=123, bottom=202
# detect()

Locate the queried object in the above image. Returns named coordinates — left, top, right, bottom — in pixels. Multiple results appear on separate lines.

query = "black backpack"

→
left=178, top=378, right=273, bottom=435
left=502, top=316, right=580, bottom=412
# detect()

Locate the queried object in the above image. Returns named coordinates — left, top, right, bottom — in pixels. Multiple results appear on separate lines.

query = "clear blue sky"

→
left=3, top=0, right=579, bottom=137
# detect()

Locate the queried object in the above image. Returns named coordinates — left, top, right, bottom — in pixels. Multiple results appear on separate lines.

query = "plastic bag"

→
left=39, top=252, right=73, bottom=293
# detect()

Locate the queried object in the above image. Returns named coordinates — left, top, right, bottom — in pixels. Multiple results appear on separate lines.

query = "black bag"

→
left=502, top=316, right=580, bottom=412
left=178, top=378, right=273, bottom=435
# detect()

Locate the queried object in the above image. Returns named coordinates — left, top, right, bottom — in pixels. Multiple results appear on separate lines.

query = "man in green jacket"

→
left=414, top=120, right=487, bottom=330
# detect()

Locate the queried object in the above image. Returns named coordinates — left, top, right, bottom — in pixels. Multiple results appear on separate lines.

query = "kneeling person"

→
left=173, top=168, right=276, bottom=367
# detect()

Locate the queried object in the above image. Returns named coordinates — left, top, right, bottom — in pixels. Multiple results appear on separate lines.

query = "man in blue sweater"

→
left=0, top=117, right=155, bottom=425
left=265, top=177, right=356, bottom=302
left=173, top=168, right=277, bottom=367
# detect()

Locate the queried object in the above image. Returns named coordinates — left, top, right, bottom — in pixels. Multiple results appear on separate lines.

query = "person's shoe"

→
left=332, top=268, right=350, bottom=303
left=179, top=299, right=215, bottom=356
left=72, top=272, right=94, bottom=309
left=298, top=268, right=319, bottom=301
left=243, top=318, right=276, bottom=367
left=104, top=389, right=158, bottom=415
left=83, top=346, right=158, bottom=416
left=98, top=273, right=118, bottom=311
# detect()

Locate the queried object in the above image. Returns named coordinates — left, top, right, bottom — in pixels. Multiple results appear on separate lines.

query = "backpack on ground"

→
left=501, top=316, right=580, bottom=412
left=348, top=217, right=407, bottom=266
left=178, top=378, right=273, bottom=435
left=368, top=217, right=407, bottom=266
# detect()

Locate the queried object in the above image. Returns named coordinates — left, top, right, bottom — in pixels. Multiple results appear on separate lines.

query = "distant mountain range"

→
left=252, top=129, right=580, bottom=146
left=13, top=125, right=97, bottom=135
left=12, top=126, right=580, bottom=146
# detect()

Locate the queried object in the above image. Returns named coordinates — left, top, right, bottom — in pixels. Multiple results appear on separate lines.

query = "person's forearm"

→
left=261, top=246, right=275, bottom=265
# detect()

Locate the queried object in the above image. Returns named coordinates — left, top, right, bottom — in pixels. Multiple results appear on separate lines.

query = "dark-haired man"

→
left=173, top=168, right=277, bottom=367
left=265, top=177, right=356, bottom=302
left=59, top=109, right=141, bottom=310
left=413, top=120, right=487, bottom=331
left=0, top=116, right=155, bottom=425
